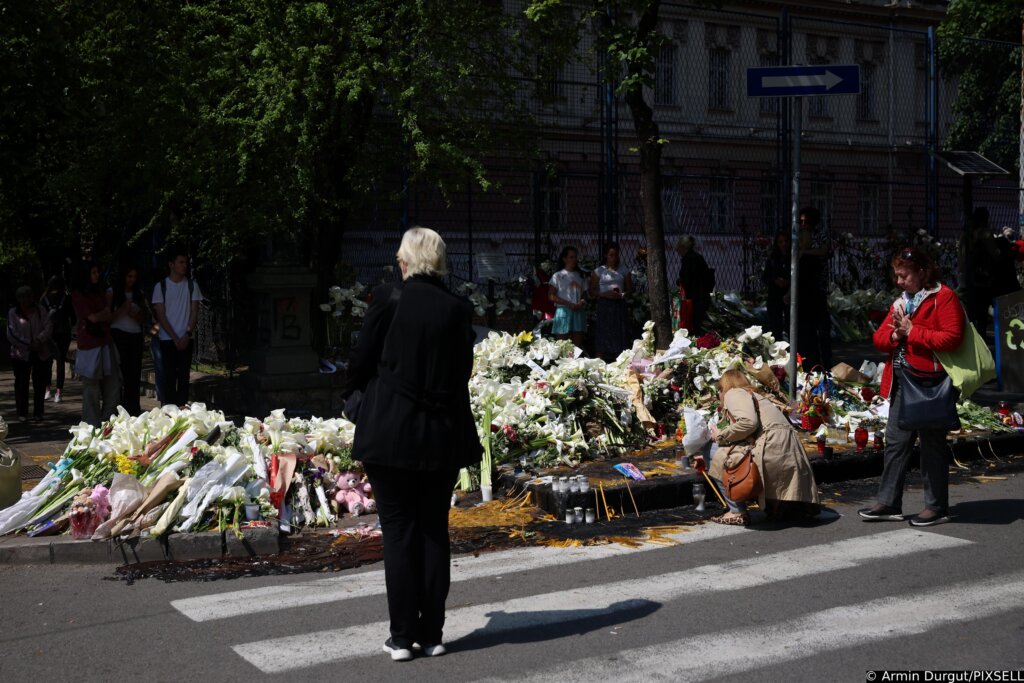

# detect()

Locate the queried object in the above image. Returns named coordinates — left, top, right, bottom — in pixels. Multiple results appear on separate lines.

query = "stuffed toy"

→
left=334, top=471, right=375, bottom=516
left=68, top=485, right=110, bottom=539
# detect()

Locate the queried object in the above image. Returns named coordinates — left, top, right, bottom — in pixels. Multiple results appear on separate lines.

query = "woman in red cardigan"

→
left=859, top=246, right=965, bottom=527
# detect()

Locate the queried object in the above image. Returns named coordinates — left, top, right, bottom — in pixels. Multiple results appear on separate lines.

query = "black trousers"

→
left=364, top=463, right=459, bottom=649
left=112, top=329, right=143, bottom=415
left=51, top=333, right=71, bottom=390
left=159, top=339, right=193, bottom=406
left=13, top=354, right=49, bottom=418
left=766, top=297, right=788, bottom=341
left=796, top=304, right=832, bottom=371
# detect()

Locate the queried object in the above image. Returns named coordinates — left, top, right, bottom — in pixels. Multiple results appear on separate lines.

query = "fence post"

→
left=778, top=8, right=792, bottom=239
left=927, top=26, right=938, bottom=236
left=468, top=178, right=474, bottom=282
left=1019, top=13, right=1024, bottom=235
left=600, top=14, right=619, bottom=248
left=788, top=96, right=802, bottom=403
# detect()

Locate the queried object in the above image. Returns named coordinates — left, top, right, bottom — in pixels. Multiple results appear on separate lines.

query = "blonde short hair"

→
left=719, top=369, right=753, bottom=394
left=397, top=226, right=448, bottom=278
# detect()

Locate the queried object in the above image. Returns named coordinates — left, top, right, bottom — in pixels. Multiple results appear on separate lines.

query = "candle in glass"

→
left=854, top=426, right=869, bottom=451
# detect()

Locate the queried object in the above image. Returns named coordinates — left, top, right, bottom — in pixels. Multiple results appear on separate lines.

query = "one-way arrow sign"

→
left=746, top=64, right=860, bottom=98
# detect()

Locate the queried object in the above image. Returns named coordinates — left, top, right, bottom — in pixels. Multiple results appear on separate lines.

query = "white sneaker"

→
left=53, top=390, right=62, bottom=403
left=421, top=644, right=446, bottom=657
left=44, top=388, right=52, bottom=400
left=382, top=639, right=413, bottom=662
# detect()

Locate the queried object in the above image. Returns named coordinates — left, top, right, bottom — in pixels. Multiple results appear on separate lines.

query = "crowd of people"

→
left=536, top=205, right=1022, bottom=372
left=5, top=249, right=203, bottom=427
left=539, top=237, right=714, bottom=360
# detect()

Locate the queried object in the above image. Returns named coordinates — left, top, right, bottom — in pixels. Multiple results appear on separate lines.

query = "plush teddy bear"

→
left=333, top=471, right=376, bottom=516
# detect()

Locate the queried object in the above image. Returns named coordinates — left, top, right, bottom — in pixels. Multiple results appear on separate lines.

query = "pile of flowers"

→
left=470, top=331, right=645, bottom=471
left=705, top=292, right=764, bottom=338
left=0, top=405, right=362, bottom=540
left=6, top=312, right=1019, bottom=541
left=633, top=323, right=791, bottom=421
left=828, top=288, right=893, bottom=342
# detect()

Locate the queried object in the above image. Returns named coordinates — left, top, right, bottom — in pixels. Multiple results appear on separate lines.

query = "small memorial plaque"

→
left=475, top=251, right=508, bottom=282
left=995, top=290, right=1024, bottom=392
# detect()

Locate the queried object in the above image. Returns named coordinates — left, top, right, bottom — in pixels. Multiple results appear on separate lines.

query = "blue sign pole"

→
left=745, top=64, right=860, bottom=398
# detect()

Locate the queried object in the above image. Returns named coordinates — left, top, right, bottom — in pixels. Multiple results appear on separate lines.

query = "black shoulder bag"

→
left=897, top=365, right=960, bottom=432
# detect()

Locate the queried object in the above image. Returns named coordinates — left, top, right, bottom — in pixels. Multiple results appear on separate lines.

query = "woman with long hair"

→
left=548, top=245, right=587, bottom=348
left=590, top=241, right=633, bottom=361
left=109, top=263, right=148, bottom=415
left=72, top=261, right=121, bottom=426
left=762, top=232, right=790, bottom=341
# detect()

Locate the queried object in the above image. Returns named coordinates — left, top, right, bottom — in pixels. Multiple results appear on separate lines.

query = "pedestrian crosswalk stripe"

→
left=474, top=570, right=1024, bottom=683
left=172, top=522, right=749, bottom=622
left=230, top=529, right=969, bottom=673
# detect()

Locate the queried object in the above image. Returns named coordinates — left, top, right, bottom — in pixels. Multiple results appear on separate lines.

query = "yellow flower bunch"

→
left=115, top=454, right=140, bottom=476
left=514, top=331, right=534, bottom=347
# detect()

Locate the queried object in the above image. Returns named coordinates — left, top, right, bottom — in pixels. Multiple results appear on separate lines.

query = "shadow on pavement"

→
left=449, top=599, right=660, bottom=653
left=949, top=498, right=1024, bottom=526
left=747, top=505, right=843, bottom=532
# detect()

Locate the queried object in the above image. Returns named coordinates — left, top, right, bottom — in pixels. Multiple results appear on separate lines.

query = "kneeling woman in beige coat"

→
left=702, top=369, right=820, bottom=525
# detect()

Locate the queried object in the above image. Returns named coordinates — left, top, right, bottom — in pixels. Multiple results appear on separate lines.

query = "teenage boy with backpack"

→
left=152, top=249, right=203, bottom=406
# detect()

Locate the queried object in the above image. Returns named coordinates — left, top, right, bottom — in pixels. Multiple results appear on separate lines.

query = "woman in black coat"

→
left=343, top=226, right=482, bottom=662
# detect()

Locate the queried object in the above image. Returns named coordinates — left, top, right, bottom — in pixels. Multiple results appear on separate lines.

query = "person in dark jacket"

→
left=40, top=276, right=74, bottom=403
left=762, top=232, right=791, bottom=341
left=7, top=286, right=52, bottom=421
left=675, top=235, right=714, bottom=335
left=794, top=207, right=832, bottom=370
left=993, top=226, right=1021, bottom=299
left=343, top=226, right=482, bottom=662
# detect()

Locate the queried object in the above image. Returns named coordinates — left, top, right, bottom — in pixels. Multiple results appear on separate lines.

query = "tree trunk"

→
left=310, top=90, right=377, bottom=354
left=621, top=1, right=672, bottom=349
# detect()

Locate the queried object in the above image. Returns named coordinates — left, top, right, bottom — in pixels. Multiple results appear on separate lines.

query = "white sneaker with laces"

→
left=44, top=388, right=52, bottom=400
left=53, top=389, right=62, bottom=403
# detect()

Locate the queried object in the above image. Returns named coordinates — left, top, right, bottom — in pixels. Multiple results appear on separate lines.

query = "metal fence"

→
left=333, top=2, right=1021, bottom=322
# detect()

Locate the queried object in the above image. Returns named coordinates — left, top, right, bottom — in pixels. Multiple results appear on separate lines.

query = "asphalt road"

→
left=1, top=471, right=1022, bottom=683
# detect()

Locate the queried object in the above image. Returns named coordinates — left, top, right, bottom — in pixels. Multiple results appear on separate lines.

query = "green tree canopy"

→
left=1, top=1, right=565, bottom=293
left=938, top=0, right=1022, bottom=172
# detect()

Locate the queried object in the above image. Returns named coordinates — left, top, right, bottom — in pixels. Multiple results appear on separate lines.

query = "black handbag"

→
left=896, top=365, right=960, bottom=432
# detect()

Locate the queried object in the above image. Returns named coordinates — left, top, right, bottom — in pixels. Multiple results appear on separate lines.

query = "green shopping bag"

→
left=935, top=322, right=995, bottom=399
